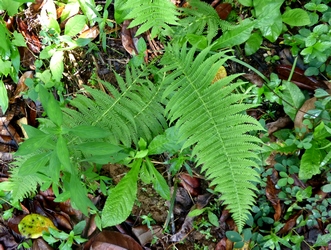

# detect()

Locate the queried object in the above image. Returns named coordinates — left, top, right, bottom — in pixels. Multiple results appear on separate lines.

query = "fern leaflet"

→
left=160, top=43, right=263, bottom=232
left=121, top=0, right=180, bottom=38
left=63, top=64, right=167, bottom=147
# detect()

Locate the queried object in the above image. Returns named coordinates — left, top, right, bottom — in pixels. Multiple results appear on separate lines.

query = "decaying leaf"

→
left=215, top=3, right=232, bottom=20
left=18, top=214, right=58, bottom=239
left=266, top=173, right=281, bottom=221
left=121, top=20, right=139, bottom=55
left=85, top=231, right=143, bottom=250
left=212, top=66, right=227, bottom=83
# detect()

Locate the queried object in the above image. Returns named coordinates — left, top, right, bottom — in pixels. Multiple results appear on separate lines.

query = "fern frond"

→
left=161, top=43, right=263, bottom=232
left=173, top=0, right=235, bottom=44
left=8, top=167, right=46, bottom=202
left=122, top=0, right=179, bottom=38
left=63, top=64, right=167, bottom=147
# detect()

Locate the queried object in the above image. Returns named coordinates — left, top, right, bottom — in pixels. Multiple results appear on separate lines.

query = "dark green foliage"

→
left=161, top=44, right=263, bottom=231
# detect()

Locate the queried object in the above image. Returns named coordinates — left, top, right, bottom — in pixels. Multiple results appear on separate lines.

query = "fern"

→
left=174, top=0, right=235, bottom=44
left=160, top=43, right=263, bottom=232
left=121, top=0, right=180, bottom=38
left=63, top=64, right=167, bottom=147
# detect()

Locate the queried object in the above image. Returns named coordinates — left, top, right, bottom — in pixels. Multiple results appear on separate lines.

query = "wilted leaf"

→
left=215, top=3, right=232, bottom=20
left=121, top=20, right=139, bottom=55
left=279, top=211, right=302, bottom=235
left=266, top=174, right=281, bottom=221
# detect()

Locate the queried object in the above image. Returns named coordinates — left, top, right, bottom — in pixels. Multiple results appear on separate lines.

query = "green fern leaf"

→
left=161, top=43, right=263, bottom=232
left=175, top=0, right=235, bottom=44
left=121, top=0, right=179, bottom=38
left=63, top=65, right=167, bottom=147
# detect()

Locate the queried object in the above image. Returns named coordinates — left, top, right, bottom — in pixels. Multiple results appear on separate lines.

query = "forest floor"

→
left=0, top=0, right=331, bottom=249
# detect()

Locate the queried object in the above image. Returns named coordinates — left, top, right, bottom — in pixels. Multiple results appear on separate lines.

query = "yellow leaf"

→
left=212, top=66, right=227, bottom=83
left=18, top=213, right=58, bottom=239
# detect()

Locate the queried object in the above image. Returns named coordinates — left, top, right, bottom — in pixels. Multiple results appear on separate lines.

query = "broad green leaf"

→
left=46, top=93, right=63, bottom=127
left=69, top=125, right=111, bottom=139
left=16, top=134, right=54, bottom=155
left=282, top=8, right=311, bottom=26
left=0, top=80, right=9, bottom=113
left=69, top=174, right=96, bottom=215
left=12, top=31, right=26, bottom=47
left=0, top=59, right=11, bottom=76
left=48, top=17, right=61, bottom=34
left=146, top=158, right=170, bottom=200
left=50, top=50, right=64, bottom=82
left=212, top=20, right=255, bottom=49
left=56, top=135, right=72, bottom=173
left=188, top=208, right=206, bottom=217
left=314, top=233, right=331, bottom=247
left=0, top=0, right=21, bottom=16
left=226, top=231, right=242, bottom=242
left=321, top=184, right=331, bottom=193
left=237, top=0, right=252, bottom=6
left=102, top=159, right=141, bottom=228
left=64, top=15, right=86, bottom=37
left=299, top=142, right=321, bottom=179
left=18, top=152, right=50, bottom=175
left=281, top=81, right=305, bottom=120
left=75, top=142, right=123, bottom=155
left=187, top=34, right=208, bottom=50
left=244, top=32, right=262, bottom=56
left=114, top=0, right=129, bottom=23
left=260, top=18, right=282, bottom=42
left=18, top=214, right=57, bottom=239
left=208, top=211, right=220, bottom=227
left=149, top=126, right=185, bottom=155
left=77, top=0, right=97, bottom=25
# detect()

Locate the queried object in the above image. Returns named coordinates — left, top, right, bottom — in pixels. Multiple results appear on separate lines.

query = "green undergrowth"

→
left=0, top=0, right=330, bottom=248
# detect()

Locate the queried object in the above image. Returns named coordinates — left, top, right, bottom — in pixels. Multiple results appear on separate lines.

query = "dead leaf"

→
left=279, top=211, right=302, bottom=235
left=79, top=26, right=100, bottom=40
left=215, top=3, right=232, bottom=20
left=10, top=71, right=33, bottom=104
left=178, top=173, right=201, bottom=197
left=32, top=238, right=53, bottom=250
left=267, top=116, right=292, bottom=135
left=294, top=97, right=316, bottom=129
left=18, top=214, right=58, bottom=239
left=17, top=18, right=41, bottom=54
left=132, top=225, right=163, bottom=246
left=266, top=173, right=281, bottom=221
left=121, top=20, right=139, bottom=56
left=85, top=231, right=143, bottom=250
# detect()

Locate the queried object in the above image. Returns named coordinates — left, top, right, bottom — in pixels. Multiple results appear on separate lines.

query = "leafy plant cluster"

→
left=1, top=0, right=331, bottom=248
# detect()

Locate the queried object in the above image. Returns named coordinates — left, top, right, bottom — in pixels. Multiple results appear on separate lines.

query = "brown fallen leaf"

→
left=215, top=3, right=232, bottom=20
left=132, top=225, right=163, bottom=246
left=10, top=71, right=33, bottom=104
left=121, top=20, right=139, bottom=56
left=17, top=18, right=41, bottom=54
left=79, top=26, right=100, bottom=40
left=266, top=173, right=281, bottom=221
left=178, top=173, right=201, bottom=197
left=32, top=238, right=53, bottom=250
left=278, top=210, right=302, bottom=235
left=84, top=231, right=143, bottom=250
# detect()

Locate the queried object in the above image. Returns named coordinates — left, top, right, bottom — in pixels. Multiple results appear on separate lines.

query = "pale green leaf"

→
left=64, top=15, right=86, bottom=36
left=50, top=50, right=64, bottom=82
left=299, top=142, right=321, bottom=179
left=281, top=81, right=305, bottom=120
left=101, top=159, right=141, bottom=228
left=0, top=59, right=12, bottom=76
left=0, top=80, right=9, bottom=113
left=282, top=9, right=311, bottom=26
